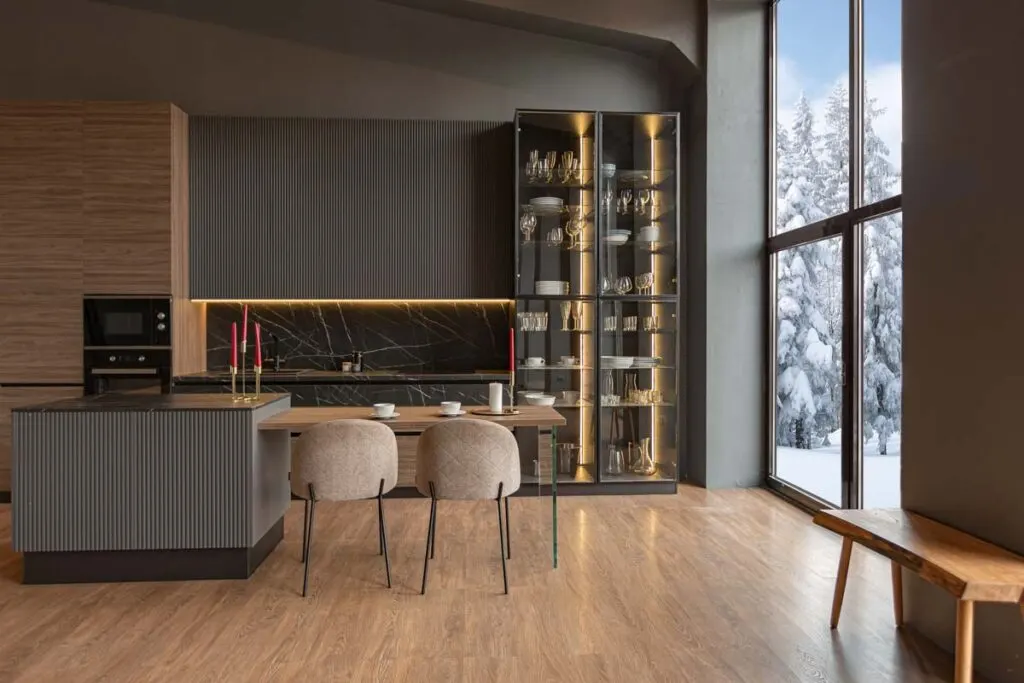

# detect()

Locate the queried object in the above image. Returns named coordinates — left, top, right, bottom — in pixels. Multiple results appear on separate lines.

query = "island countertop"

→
left=13, top=392, right=290, bottom=412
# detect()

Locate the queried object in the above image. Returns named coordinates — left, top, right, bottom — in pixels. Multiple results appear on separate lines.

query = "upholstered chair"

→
left=291, top=419, right=398, bottom=597
left=415, top=419, right=521, bottom=595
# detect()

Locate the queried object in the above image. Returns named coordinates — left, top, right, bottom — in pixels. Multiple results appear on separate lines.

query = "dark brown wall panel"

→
left=189, top=117, right=513, bottom=299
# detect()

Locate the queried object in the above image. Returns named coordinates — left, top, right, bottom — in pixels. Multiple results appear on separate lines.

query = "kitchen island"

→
left=12, top=393, right=291, bottom=584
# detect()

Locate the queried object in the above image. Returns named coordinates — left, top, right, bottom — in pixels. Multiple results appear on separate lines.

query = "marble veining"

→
left=206, top=302, right=511, bottom=374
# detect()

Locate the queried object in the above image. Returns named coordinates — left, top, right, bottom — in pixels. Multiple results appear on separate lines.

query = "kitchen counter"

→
left=12, top=392, right=291, bottom=584
left=15, top=392, right=289, bottom=411
left=173, top=370, right=511, bottom=385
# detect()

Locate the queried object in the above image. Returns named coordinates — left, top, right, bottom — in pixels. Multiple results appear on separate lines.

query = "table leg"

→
left=955, top=599, right=974, bottom=683
left=551, top=425, right=558, bottom=569
left=891, top=562, right=904, bottom=627
left=830, top=537, right=853, bottom=629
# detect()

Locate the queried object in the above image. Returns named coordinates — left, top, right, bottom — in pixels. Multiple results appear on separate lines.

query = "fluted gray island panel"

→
left=12, top=393, right=292, bottom=584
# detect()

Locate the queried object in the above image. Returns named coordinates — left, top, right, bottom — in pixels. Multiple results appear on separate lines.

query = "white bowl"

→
left=526, top=394, right=556, bottom=407
left=608, top=229, right=631, bottom=237
left=604, top=234, right=628, bottom=245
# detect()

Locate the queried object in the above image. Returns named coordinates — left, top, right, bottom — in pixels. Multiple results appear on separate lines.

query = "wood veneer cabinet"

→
left=83, top=102, right=180, bottom=295
left=0, top=101, right=202, bottom=381
left=0, top=101, right=85, bottom=383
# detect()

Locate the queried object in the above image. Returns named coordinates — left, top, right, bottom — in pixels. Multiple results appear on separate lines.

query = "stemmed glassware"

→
left=617, top=189, right=633, bottom=215
left=560, top=301, right=572, bottom=331
left=565, top=208, right=584, bottom=250
left=636, top=189, right=651, bottom=216
left=520, top=209, right=537, bottom=242
left=635, top=273, right=654, bottom=295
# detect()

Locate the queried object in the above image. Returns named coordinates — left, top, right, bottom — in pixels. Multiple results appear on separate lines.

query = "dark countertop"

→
left=13, top=392, right=291, bottom=412
left=173, top=369, right=512, bottom=385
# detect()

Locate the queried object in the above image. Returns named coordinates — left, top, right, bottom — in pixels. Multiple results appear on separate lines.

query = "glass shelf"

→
left=519, top=203, right=594, bottom=218
left=517, top=365, right=592, bottom=371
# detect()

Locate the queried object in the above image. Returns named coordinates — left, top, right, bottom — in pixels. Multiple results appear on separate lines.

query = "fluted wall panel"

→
left=12, top=410, right=251, bottom=551
left=189, top=117, right=513, bottom=300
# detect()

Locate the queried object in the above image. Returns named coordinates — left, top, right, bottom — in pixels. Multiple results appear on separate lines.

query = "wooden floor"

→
left=0, top=487, right=974, bottom=682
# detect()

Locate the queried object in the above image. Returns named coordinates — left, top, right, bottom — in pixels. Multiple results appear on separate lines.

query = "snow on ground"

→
left=776, top=433, right=901, bottom=508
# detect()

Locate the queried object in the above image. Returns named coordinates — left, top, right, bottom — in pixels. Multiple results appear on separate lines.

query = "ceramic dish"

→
left=526, top=394, right=556, bottom=407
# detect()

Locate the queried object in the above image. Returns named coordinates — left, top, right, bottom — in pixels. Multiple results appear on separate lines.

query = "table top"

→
left=258, top=404, right=566, bottom=431
left=815, top=508, right=1024, bottom=603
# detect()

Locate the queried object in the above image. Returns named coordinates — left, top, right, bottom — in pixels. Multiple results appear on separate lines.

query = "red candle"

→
left=254, top=322, right=262, bottom=368
left=509, top=327, right=515, bottom=373
left=231, top=323, right=238, bottom=369
left=241, top=305, right=249, bottom=344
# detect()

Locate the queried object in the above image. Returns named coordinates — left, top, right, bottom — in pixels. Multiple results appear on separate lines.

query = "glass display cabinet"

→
left=515, top=110, right=680, bottom=491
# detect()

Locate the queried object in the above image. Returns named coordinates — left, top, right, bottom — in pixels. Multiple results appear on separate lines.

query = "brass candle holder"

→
left=230, top=340, right=263, bottom=402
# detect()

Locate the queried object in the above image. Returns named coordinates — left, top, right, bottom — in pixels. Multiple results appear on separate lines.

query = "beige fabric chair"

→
left=415, top=419, right=520, bottom=594
left=291, top=419, right=398, bottom=597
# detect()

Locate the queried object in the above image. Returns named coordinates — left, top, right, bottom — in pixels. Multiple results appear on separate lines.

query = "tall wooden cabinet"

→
left=0, top=100, right=203, bottom=494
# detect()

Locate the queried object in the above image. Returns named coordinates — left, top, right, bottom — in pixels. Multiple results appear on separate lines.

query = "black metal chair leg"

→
left=421, top=482, right=437, bottom=595
left=497, top=482, right=508, bottom=595
left=378, top=479, right=391, bottom=588
left=430, top=492, right=437, bottom=560
left=301, top=497, right=310, bottom=563
left=302, top=484, right=317, bottom=597
left=504, top=495, right=511, bottom=559
left=377, top=485, right=384, bottom=557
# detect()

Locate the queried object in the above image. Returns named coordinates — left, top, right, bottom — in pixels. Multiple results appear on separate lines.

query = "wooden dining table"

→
left=259, top=404, right=567, bottom=568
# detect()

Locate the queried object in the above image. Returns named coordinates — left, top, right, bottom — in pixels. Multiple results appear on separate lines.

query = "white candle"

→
left=488, top=382, right=504, bottom=414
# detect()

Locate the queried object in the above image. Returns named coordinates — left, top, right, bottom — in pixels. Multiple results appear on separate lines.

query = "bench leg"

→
left=830, top=538, right=854, bottom=629
left=891, top=562, right=904, bottom=627
left=955, top=599, right=974, bottom=683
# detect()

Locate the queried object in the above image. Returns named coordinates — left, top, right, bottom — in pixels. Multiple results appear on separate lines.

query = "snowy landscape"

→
left=774, top=1, right=902, bottom=507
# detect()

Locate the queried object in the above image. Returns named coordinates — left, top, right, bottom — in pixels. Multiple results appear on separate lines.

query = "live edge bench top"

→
left=814, top=508, right=1024, bottom=604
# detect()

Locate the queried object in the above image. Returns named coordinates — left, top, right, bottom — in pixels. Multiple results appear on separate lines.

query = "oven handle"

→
left=89, top=368, right=160, bottom=376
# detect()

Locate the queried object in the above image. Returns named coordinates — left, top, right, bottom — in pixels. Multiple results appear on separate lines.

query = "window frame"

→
left=766, top=0, right=902, bottom=510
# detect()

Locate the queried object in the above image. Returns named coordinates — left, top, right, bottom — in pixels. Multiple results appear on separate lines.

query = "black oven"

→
left=84, top=296, right=171, bottom=348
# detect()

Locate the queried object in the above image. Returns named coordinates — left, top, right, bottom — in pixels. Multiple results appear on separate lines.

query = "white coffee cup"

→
left=525, top=357, right=546, bottom=367
left=372, top=403, right=396, bottom=418
left=440, top=401, right=461, bottom=415
left=560, top=356, right=577, bottom=366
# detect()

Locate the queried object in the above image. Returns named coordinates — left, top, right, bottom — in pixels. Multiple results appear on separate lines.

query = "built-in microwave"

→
left=83, top=296, right=171, bottom=348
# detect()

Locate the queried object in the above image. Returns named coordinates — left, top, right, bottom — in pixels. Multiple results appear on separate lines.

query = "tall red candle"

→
left=241, top=305, right=249, bottom=344
left=509, top=327, right=515, bottom=372
left=231, top=323, right=238, bottom=369
left=254, top=322, right=262, bottom=368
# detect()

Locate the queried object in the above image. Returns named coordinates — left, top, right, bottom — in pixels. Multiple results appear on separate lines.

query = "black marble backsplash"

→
left=206, top=302, right=511, bottom=373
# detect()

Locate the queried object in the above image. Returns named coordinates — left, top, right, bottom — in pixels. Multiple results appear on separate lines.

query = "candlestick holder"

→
left=235, top=343, right=249, bottom=402
left=251, top=366, right=262, bottom=401
left=509, top=368, right=515, bottom=409
left=230, top=365, right=239, bottom=400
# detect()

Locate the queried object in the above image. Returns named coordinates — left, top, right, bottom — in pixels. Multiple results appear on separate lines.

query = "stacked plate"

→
left=601, top=356, right=634, bottom=369
left=603, top=229, right=630, bottom=246
left=601, top=163, right=617, bottom=179
left=632, top=356, right=661, bottom=368
left=536, top=280, right=568, bottom=295
left=529, top=196, right=564, bottom=215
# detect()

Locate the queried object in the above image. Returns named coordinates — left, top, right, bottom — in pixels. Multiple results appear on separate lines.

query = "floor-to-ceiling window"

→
left=769, top=0, right=902, bottom=509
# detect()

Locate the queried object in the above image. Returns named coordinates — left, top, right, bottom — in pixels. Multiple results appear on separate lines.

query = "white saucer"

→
left=438, top=410, right=467, bottom=417
left=370, top=413, right=400, bottom=420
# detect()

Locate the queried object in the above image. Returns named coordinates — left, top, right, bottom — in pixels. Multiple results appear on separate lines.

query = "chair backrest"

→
left=291, top=419, right=398, bottom=501
left=415, top=419, right=521, bottom=500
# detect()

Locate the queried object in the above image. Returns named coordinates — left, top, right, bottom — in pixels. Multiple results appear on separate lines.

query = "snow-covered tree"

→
left=862, top=95, right=903, bottom=454
left=775, top=96, right=839, bottom=448
left=774, top=84, right=902, bottom=453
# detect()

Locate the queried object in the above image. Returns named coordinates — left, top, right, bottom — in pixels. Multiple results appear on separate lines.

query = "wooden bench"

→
left=814, top=508, right=1024, bottom=683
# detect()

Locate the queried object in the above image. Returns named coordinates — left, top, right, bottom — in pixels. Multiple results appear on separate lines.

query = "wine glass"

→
left=520, top=210, right=537, bottom=242
left=565, top=209, right=584, bottom=250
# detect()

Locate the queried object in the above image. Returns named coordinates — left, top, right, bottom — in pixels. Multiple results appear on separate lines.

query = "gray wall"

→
left=686, top=0, right=766, bottom=488
left=0, top=0, right=673, bottom=118
left=903, top=1, right=1024, bottom=680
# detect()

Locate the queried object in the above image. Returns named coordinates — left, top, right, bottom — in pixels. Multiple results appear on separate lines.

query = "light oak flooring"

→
left=0, top=487, right=974, bottom=682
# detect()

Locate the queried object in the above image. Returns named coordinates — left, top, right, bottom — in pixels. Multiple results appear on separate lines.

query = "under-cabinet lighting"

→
left=192, top=299, right=513, bottom=305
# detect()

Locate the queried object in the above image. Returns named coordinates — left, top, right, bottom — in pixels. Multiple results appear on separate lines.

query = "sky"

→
left=776, top=0, right=902, bottom=171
